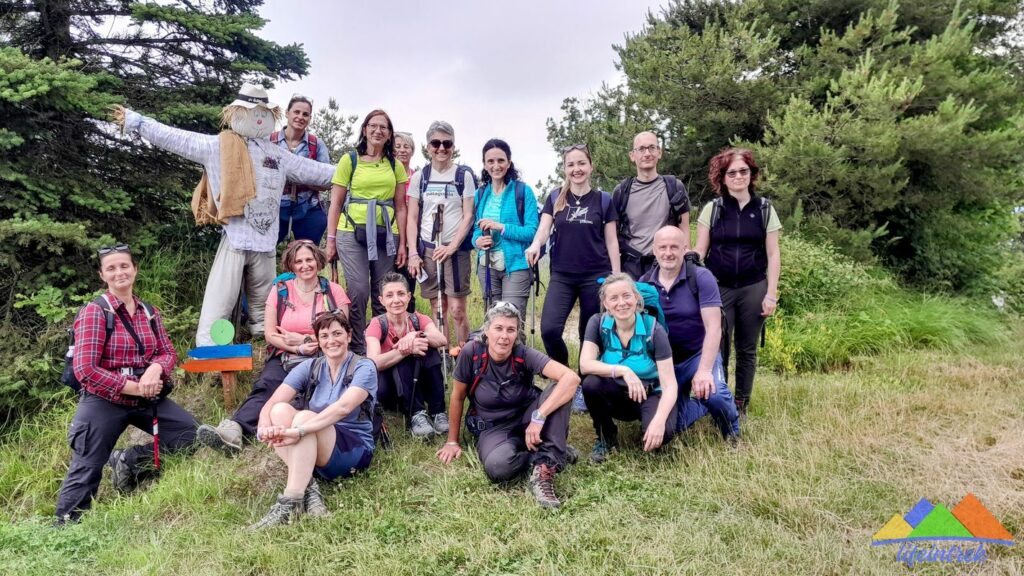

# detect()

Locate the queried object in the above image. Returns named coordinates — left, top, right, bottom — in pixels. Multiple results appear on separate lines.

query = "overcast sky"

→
left=259, top=0, right=666, bottom=185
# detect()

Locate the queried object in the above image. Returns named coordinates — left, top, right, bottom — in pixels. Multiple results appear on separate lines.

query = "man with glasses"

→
left=612, top=131, right=691, bottom=279
left=406, top=121, right=477, bottom=348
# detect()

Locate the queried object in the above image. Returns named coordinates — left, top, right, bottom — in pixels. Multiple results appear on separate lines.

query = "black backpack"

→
left=417, top=163, right=478, bottom=251
left=613, top=175, right=690, bottom=245
left=708, top=196, right=773, bottom=238
left=61, top=295, right=158, bottom=393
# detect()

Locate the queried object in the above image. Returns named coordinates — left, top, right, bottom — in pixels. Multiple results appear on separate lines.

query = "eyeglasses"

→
left=725, top=168, right=751, bottom=179
left=366, top=122, right=390, bottom=133
left=632, top=145, right=660, bottom=154
left=429, top=139, right=454, bottom=150
left=562, top=143, right=589, bottom=155
left=97, top=244, right=130, bottom=257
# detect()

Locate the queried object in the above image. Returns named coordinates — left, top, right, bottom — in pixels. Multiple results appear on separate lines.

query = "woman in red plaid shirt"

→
left=55, top=245, right=198, bottom=525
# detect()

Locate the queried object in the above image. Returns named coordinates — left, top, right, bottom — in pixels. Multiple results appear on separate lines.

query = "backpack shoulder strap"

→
left=513, top=181, right=527, bottom=225
left=641, top=313, right=657, bottom=357
left=710, top=197, right=724, bottom=230
left=454, top=165, right=468, bottom=196
left=270, top=131, right=282, bottom=144
left=615, top=177, right=633, bottom=211
left=601, top=190, right=613, bottom=222
left=94, top=295, right=116, bottom=341
left=419, top=164, right=432, bottom=195
left=599, top=313, right=613, bottom=353
left=409, top=313, right=421, bottom=332
left=686, top=257, right=700, bottom=300
left=318, top=277, right=336, bottom=312
left=306, top=134, right=318, bottom=160
left=276, top=280, right=290, bottom=325
left=760, top=197, right=772, bottom=233
left=344, top=353, right=364, bottom=384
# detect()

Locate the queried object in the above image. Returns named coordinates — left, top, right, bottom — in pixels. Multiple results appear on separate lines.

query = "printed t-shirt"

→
left=583, top=313, right=672, bottom=380
left=453, top=340, right=550, bottom=423
left=542, top=189, right=618, bottom=275
left=407, top=165, right=475, bottom=246
left=332, top=154, right=408, bottom=233
left=264, top=279, right=351, bottom=334
left=364, top=312, right=435, bottom=354
left=284, top=352, right=378, bottom=450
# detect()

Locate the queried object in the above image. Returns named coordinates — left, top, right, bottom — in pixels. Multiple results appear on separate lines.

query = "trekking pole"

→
left=484, top=230, right=493, bottom=313
left=530, top=263, right=541, bottom=349
left=408, top=355, right=423, bottom=422
left=433, top=206, right=448, bottom=383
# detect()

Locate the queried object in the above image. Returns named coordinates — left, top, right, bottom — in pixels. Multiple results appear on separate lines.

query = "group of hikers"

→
left=56, top=85, right=781, bottom=527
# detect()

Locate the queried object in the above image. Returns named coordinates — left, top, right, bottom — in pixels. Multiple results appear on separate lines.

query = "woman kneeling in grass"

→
left=578, top=273, right=678, bottom=463
left=251, top=311, right=377, bottom=529
left=436, top=302, right=580, bottom=508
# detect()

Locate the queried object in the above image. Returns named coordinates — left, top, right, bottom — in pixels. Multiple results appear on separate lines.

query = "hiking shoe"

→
left=197, top=419, right=243, bottom=456
left=571, top=387, right=588, bottom=413
left=108, top=449, right=137, bottom=493
left=410, top=410, right=434, bottom=439
left=431, top=412, right=450, bottom=435
left=565, top=444, right=579, bottom=465
left=250, top=494, right=304, bottom=530
left=303, top=479, right=330, bottom=518
left=528, top=463, right=561, bottom=509
left=590, top=439, right=614, bottom=464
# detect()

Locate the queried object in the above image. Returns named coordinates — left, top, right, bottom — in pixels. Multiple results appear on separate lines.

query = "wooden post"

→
left=221, top=371, right=237, bottom=410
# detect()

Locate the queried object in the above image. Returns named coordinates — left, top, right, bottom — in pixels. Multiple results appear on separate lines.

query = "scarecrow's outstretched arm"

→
left=113, top=105, right=217, bottom=166
left=280, top=151, right=335, bottom=189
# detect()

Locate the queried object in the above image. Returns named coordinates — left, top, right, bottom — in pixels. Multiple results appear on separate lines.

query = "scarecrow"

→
left=114, top=84, right=335, bottom=345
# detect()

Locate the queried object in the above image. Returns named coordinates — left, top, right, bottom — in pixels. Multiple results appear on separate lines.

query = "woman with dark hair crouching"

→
left=250, top=311, right=377, bottom=529
left=55, top=244, right=198, bottom=525
left=578, top=273, right=678, bottom=463
left=436, top=302, right=580, bottom=509
left=472, top=138, right=539, bottom=315
left=365, top=272, right=449, bottom=439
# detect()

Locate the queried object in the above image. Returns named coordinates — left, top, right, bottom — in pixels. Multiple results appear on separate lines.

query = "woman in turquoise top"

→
left=472, top=139, right=539, bottom=315
left=578, top=273, right=678, bottom=464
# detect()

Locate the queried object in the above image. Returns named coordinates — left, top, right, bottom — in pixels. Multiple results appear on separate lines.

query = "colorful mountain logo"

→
left=873, top=494, right=1014, bottom=546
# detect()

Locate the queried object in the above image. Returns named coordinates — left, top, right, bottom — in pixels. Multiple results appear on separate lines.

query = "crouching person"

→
left=436, top=302, right=580, bottom=508
left=579, top=273, right=678, bottom=463
left=56, top=244, right=198, bottom=525
left=365, top=272, right=449, bottom=439
left=641, top=226, right=740, bottom=443
left=250, top=311, right=376, bottom=529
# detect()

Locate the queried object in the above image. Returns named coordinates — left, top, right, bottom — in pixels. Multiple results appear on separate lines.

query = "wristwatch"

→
left=531, top=410, right=546, bottom=424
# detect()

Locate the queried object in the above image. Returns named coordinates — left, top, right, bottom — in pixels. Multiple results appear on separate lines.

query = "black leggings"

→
left=540, top=269, right=607, bottom=365
left=720, top=279, right=768, bottom=404
left=376, top=350, right=446, bottom=423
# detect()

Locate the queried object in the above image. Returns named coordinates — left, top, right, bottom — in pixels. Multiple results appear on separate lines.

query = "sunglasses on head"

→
left=290, top=93, right=313, bottom=105
left=315, top=310, right=347, bottom=321
left=491, top=300, right=520, bottom=314
left=429, top=139, right=454, bottom=150
left=561, top=143, right=589, bottom=155
left=97, top=244, right=130, bottom=257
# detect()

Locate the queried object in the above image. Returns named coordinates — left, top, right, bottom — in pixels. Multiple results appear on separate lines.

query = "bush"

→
left=776, top=233, right=892, bottom=315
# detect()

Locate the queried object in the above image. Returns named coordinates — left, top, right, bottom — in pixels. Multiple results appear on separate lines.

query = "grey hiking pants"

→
left=337, top=231, right=394, bottom=354
left=477, top=266, right=532, bottom=318
left=474, top=384, right=571, bottom=483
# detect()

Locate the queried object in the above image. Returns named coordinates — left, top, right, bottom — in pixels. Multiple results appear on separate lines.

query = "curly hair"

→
left=480, top=139, right=520, bottom=185
left=708, top=147, right=760, bottom=197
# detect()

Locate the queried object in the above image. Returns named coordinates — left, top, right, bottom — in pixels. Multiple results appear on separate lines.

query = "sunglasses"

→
left=97, top=243, right=131, bottom=257
left=725, top=168, right=751, bottom=178
left=561, top=143, right=589, bottom=155
left=429, top=139, right=454, bottom=150
left=491, top=300, right=520, bottom=314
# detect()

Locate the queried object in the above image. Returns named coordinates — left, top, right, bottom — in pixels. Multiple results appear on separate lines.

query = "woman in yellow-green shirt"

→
left=325, top=109, right=408, bottom=354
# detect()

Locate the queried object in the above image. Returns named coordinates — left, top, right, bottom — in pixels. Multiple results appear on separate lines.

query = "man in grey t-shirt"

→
left=611, top=131, right=691, bottom=279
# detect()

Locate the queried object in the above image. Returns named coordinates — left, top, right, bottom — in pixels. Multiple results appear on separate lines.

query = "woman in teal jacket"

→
left=472, top=139, right=539, bottom=315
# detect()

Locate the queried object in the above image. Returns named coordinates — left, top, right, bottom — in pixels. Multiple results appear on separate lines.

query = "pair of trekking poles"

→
left=481, top=230, right=544, bottom=349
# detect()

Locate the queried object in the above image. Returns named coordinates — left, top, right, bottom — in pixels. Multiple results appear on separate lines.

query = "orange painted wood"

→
left=180, top=357, right=252, bottom=373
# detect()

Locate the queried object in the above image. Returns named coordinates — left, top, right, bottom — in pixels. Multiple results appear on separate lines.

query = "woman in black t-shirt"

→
left=436, top=302, right=580, bottom=508
left=526, top=144, right=620, bottom=369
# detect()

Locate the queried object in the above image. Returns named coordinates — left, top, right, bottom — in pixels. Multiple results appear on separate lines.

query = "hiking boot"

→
left=528, top=463, right=561, bottom=509
left=590, top=439, right=615, bottom=464
left=565, top=444, right=579, bottom=465
left=571, top=387, right=588, bottom=414
left=303, top=479, right=330, bottom=518
left=108, top=449, right=138, bottom=493
left=431, top=412, right=450, bottom=435
left=250, top=494, right=304, bottom=530
left=410, top=410, right=434, bottom=439
left=197, top=419, right=243, bottom=456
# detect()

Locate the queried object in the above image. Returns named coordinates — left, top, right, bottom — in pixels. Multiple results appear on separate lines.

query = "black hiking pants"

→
left=376, top=349, right=446, bottom=424
left=581, top=374, right=676, bottom=445
left=541, top=270, right=607, bottom=365
left=56, top=392, right=197, bottom=523
left=230, top=356, right=287, bottom=438
left=474, top=384, right=571, bottom=483
left=720, top=279, right=767, bottom=405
